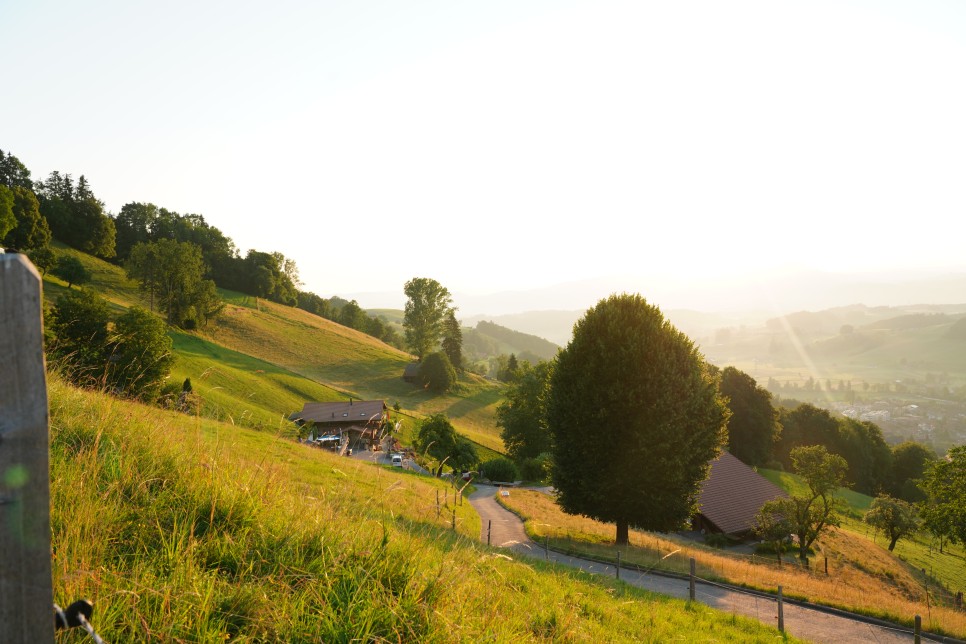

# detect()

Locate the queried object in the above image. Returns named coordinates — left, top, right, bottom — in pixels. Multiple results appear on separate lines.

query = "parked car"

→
left=391, top=453, right=403, bottom=467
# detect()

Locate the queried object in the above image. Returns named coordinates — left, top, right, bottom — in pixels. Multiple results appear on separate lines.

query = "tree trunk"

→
left=888, top=536, right=899, bottom=551
left=616, top=520, right=629, bottom=546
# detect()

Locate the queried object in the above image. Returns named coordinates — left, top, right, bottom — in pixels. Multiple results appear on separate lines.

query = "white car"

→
left=391, top=454, right=403, bottom=467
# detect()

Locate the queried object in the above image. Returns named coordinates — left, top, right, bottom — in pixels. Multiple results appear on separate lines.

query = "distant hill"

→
left=464, top=319, right=560, bottom=363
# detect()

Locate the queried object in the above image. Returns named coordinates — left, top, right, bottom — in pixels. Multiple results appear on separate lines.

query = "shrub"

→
left=481, top=457, right=519, bottom=483
left=519, top=453, right=551, bottom=482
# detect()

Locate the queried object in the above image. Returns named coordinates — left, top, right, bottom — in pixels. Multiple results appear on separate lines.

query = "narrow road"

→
left=469, top=485, right=918, bottom=644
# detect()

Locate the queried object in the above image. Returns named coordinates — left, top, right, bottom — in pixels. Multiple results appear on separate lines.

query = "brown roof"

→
left=289, top=400, right=387, bottom=425
left=696, top=451, right=788, bottom=535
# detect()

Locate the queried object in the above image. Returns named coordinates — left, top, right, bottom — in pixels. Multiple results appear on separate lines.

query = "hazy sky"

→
left=4, top=0, right=965, bottom=312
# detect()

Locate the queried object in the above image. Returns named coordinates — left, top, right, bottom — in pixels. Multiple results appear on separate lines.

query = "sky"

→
left=3, top=0, right=966, bottom=315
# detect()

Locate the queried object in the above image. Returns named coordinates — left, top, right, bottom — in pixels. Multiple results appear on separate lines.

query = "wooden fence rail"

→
left=1, top=253, right=54, bottom=642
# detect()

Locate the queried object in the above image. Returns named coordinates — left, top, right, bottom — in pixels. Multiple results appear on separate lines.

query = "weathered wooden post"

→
left=487, top=520, right=491, bottom=546
left=777, top=585, right=784, bottom=633
left=1, top=254, right=54, bottom=643
left=689, top=558, right=695, bottom=601
left=616, top=551, right=621, bottom=580
left=914, top=614, right=921, bottom=644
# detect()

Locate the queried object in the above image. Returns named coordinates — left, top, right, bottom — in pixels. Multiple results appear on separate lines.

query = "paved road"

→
left=469, top=485, right=917, bottom=644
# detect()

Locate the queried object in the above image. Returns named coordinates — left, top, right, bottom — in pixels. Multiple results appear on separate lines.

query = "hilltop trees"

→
left=403, top=277, right=453, bottom=361
left=35, top=171, right=115, bottom=259
left=719, top=366, right=780, bottom=467
left=126, top=239, right=222, bottom=327
left=547, top=294, right=729, bottom=545
left=441, top=309, right=463, bottom=370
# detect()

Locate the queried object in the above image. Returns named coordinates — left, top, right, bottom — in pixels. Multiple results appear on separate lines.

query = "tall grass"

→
left=500, top=489, right=966, bottom=639
left=48, top=378, right=794, bottom=642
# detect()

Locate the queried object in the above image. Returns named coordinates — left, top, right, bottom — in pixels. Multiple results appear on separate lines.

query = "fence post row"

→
left=0, top=254, right=54, bottom=643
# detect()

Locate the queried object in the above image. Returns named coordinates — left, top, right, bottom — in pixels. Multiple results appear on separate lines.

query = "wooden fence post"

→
left=689, top=558, right=695, bottom=601
left=1, top=254, right=54, bottom=643
left=777, top=585, right=784, bottom=633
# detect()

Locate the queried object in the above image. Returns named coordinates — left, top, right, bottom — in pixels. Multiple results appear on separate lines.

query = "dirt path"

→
left=468, top=485, right=918, bottom=644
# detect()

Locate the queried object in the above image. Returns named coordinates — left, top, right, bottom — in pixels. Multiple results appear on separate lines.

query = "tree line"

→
left=0, top=147, right=401, bottom=345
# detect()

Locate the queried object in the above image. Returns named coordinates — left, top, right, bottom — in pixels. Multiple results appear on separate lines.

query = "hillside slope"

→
left=47, top=378, right=791, bottom=642
left=40, top=245, right=506, bottom=452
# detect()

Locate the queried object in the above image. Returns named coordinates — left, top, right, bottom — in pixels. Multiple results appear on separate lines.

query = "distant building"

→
left=289, top=399, right=388, bottom=450
left=693, top=452, right=788, bottom=537
left=403, top=362, right=420, bottom=383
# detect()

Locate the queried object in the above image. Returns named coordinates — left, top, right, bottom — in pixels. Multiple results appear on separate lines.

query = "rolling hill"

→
left=40, top=243, right=507, bottom=453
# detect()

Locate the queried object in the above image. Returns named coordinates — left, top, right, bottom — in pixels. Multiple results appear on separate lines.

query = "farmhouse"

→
left=692, top=451, right=788, bottom=536
left=289, top=399, right=388, bottom=451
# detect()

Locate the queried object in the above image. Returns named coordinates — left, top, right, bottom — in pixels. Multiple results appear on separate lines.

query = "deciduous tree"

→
left=547, top=294, right=729, bottom=545
left=919, top=446, right=966, bottom=552
left=414, top=413, right=464, bottom=476
left=762, top=445, right=847, bottom=564
left=419, top=351, right=457, bottom=393
left=107, top=307, right=174, bottom=402
left=719, top=366, right=780, bottom=467
left=864, top=494, right=920, bottom=551
left=52, top=255, right=92, bottom=288
left=403, top=277, right=452, bottom=361
left=497, top=360, right=552, bottom=461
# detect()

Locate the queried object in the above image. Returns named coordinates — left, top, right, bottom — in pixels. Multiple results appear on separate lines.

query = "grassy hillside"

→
left=40, top=246, right=507, bottom=453
left=48, top=378, right=792, bottom=642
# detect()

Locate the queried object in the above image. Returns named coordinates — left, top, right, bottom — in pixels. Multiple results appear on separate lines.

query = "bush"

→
left=481, top=457, right=519, bottom=483
left=519, top=453, right=551, bottom=482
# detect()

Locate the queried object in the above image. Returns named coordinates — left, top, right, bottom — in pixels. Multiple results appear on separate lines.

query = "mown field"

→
left=47, top=378, right=796, bottom=642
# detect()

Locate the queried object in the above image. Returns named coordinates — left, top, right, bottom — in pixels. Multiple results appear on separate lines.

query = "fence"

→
left=1, top=254, right=54, bottom=642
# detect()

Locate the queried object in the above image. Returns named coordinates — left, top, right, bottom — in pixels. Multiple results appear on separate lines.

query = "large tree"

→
left=719, top=366, right=780, bottom=467
left=419, top=351, right=457, bottom=393
left=0, top=185, right=14, bottom=242
left=889, top=441, right=936, bottom=502
left=547, top=294, right=729, bottom=545
left=0, top=149, right=33, bottom=189
left=5, top=186, right=51, bottom=252
left=497, top=360, right=553, bottom=461
left=403, top=277, right=453, bottom=361
left=441, top=309, right=463, bottom=370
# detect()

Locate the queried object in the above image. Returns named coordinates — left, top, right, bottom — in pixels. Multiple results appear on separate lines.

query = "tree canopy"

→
left=864, top=494, right=920, bottom=551
left=762, top=445, right=847, bottom=563
left=414, top=413, right=476, bottom=476
left=919, top=446, right=966, bottom=550
left=403, top=277, right=453, bottom=361
left=419, top=351, right=457, bottom=393
left=719, top=366, right=780, bottom=467
left=497, top=360, right=553, bottom=461
left=547, top=293, right=729, bottom=545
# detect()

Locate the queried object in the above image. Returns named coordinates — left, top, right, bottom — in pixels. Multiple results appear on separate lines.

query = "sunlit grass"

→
left=48, top=377, right=794, bottom=642
left=500, top=488, right=966, bottom=639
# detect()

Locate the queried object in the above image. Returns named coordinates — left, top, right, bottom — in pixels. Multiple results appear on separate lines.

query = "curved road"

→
left=469, top=485, right=920, bottom=644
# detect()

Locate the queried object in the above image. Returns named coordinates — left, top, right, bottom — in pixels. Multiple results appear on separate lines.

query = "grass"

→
left=48, top=377, right=795, bottom=642
left=498, top=488, right=966, bottom=639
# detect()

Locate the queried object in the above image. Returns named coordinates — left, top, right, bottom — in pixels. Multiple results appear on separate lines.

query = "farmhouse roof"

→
left=289, top=400, right=387, bottom=424
left=403, top=362, right=420, bottom=380
left=696, top=451, right=788, bottom=535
